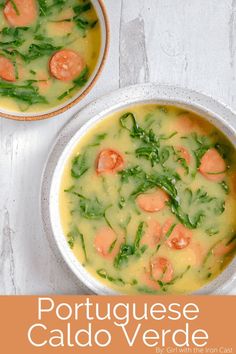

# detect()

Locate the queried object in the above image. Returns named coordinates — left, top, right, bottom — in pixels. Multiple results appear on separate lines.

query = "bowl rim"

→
left=0, top=0, right=110, bottom=122
left=41, top=83, right=236, bottom=295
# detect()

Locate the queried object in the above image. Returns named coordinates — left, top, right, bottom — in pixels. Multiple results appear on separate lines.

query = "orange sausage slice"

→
left=4, top=0, right=37, bottom=27
left=94, top=227, right=118, bottom=259
left=49, top=50, right=85, bottom=81
left=136, top=188, right=169, bottom=213
left=176, top=114, right=195, bottom=133
left=96, top=149, right=124, bottom=174
left=150, top=256, right=174, bottom=283
left=199, top=148, right=226, bottom=182
left=141, top=219, right=162, bottom=248
left=0, top=56, right=16, bottom=82
left=163, top=220, right=192, bottom=250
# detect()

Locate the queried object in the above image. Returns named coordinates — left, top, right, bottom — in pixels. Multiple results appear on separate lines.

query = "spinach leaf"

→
left=158, top=265, right=191, bottom=292
left=67, top=226, right=78, bottom=249
left=108, top=239, right=117, bottom=254
left=137, top=286, right=158, bottom=294
left=67, top=225, right=88, bottom=262
left=34, top=34, right=53, bottom=42
left=0, top=81, right=47, bottom=105
left=38, top=0, right=67, bottom=16
left=74, top=18, right=98, bottom=35
left=26, top=43, right=62, bottom=62
left=58, top=66, right=89, bottom=100
left=119, top=165, right=144, bottom=183
left=226, top=234, right=236, bottom=246
left=213, top=199, right=225, bottom=215
left=215, top=142, right=230, bottom=159
left=38, top=0, right=48, bottom=16
left=185, top=133, right=212, bottom=168
left=49, top=0, right=66, bottom=13
left=206, top=227, right=219, bottom=236
left=120, top=112, right=160, bottom=146
left=79, top=197, right=105, bottom=220
left=170, top=199, right=205, bottom=229
left=74, top=66, right=89, bottom=86
left=79, top=232, right=88, bottom=262
left=134, top=222, right=145, bottom=251
left=120, top=112, right=176, bottom=166
left=191, top=188, right=215, bottom=204
left=0, top=27, right=29, bottom=48
left=0, top=39, right=25, bottom=48
left=114, top=244, right=135, bottom=269
left=97, top=269, right=137, bottom=287
left=118, top=196, right=126, bottom=209
left=158, top=106, right=168, bottom=114
left=104, top=207, right=114, bottom=229
left=175, top=147, right=190, bottom=175
left=160, top=146, right=172, bottom=165
left=97, top=269, right=125, bottom=286
left=203, top=240, right=221, bottom=266
left=73, top=2, right=91, bottom=15
left=160, top=132, right=177, bottom=140
left=114, top=222, right=146, bottom=269
left=9, top=0, right=19, bottom=15
left=67, top=226, right=87, bottom=261
left=135, top=145, right=159, bottom=166
left=71, top=153, right=88, bottom=179
left=88, top=133, right=107, bottom=147
left=119, top=215, right=131, bottom=237
left=1, top=27, right=29, bottom=36
left=220, top=181, right=229, bottom=194
left=165, top=223, right=177, bottom=239
left=194, top=146, right=210, bottom=168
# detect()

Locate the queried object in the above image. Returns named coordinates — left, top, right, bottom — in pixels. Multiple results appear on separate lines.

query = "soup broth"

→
left=60, top=105, right=236, bottom=294
left=0, top=0, right=101, bottom=113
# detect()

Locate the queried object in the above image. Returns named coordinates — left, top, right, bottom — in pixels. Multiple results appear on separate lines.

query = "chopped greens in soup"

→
left=60, top=105, right=236, bottom=294
left=0, top=0, right=101, bottom=112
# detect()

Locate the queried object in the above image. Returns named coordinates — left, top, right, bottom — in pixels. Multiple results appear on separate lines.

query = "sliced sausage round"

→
left=163, top=221, right=192, bottom=250
left=4, top=0, right=37, bottom=27
left=94, top=227, right=118, bottom=259
left=137, top=188, right=169, bottom=213
left=49, top=50, right=85, bottom=81
left=96, top=149, right=124, bottom=174
left=150, top=256, right=174, bottom=283
left=0, top=56, right=16, bottom=82
left=199, top=148, right=226, bottom=182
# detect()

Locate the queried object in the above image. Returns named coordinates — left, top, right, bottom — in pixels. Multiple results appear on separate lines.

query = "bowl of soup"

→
left=42, top=84, right=236, bottom=294
left=0, top=0, right=109, bottom=120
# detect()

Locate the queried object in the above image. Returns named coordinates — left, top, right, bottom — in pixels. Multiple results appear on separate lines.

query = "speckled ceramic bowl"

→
left=41, top=84, right=236, bottom=295
left=1, top=0, right=109, bottom=121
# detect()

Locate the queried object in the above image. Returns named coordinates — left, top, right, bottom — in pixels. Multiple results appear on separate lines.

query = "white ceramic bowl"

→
left=1, top=0, right=109, bottom=121
left=41, top=84, right=236, bottom=294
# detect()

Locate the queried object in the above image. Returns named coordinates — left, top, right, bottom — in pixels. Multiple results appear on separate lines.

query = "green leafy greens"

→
left=71, top=153, right=89, bottom=179
left=0, top=81, right=47, bottom=105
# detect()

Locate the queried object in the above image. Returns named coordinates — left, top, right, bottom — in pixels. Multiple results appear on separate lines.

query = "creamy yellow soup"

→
left=0, top=0, right=101, bottom=112
left=60, top=105, right=236, bottom=294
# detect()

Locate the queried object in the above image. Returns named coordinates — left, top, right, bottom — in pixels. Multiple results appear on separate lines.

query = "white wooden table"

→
left=1, top=0, right=236, bottom=295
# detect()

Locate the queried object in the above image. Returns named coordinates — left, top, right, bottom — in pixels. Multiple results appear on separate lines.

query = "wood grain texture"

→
left=0, top=0, right=236, bottom=294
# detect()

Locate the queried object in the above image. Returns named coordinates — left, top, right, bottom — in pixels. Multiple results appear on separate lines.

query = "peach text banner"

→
left=0, top=296, right=235, bottom=353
